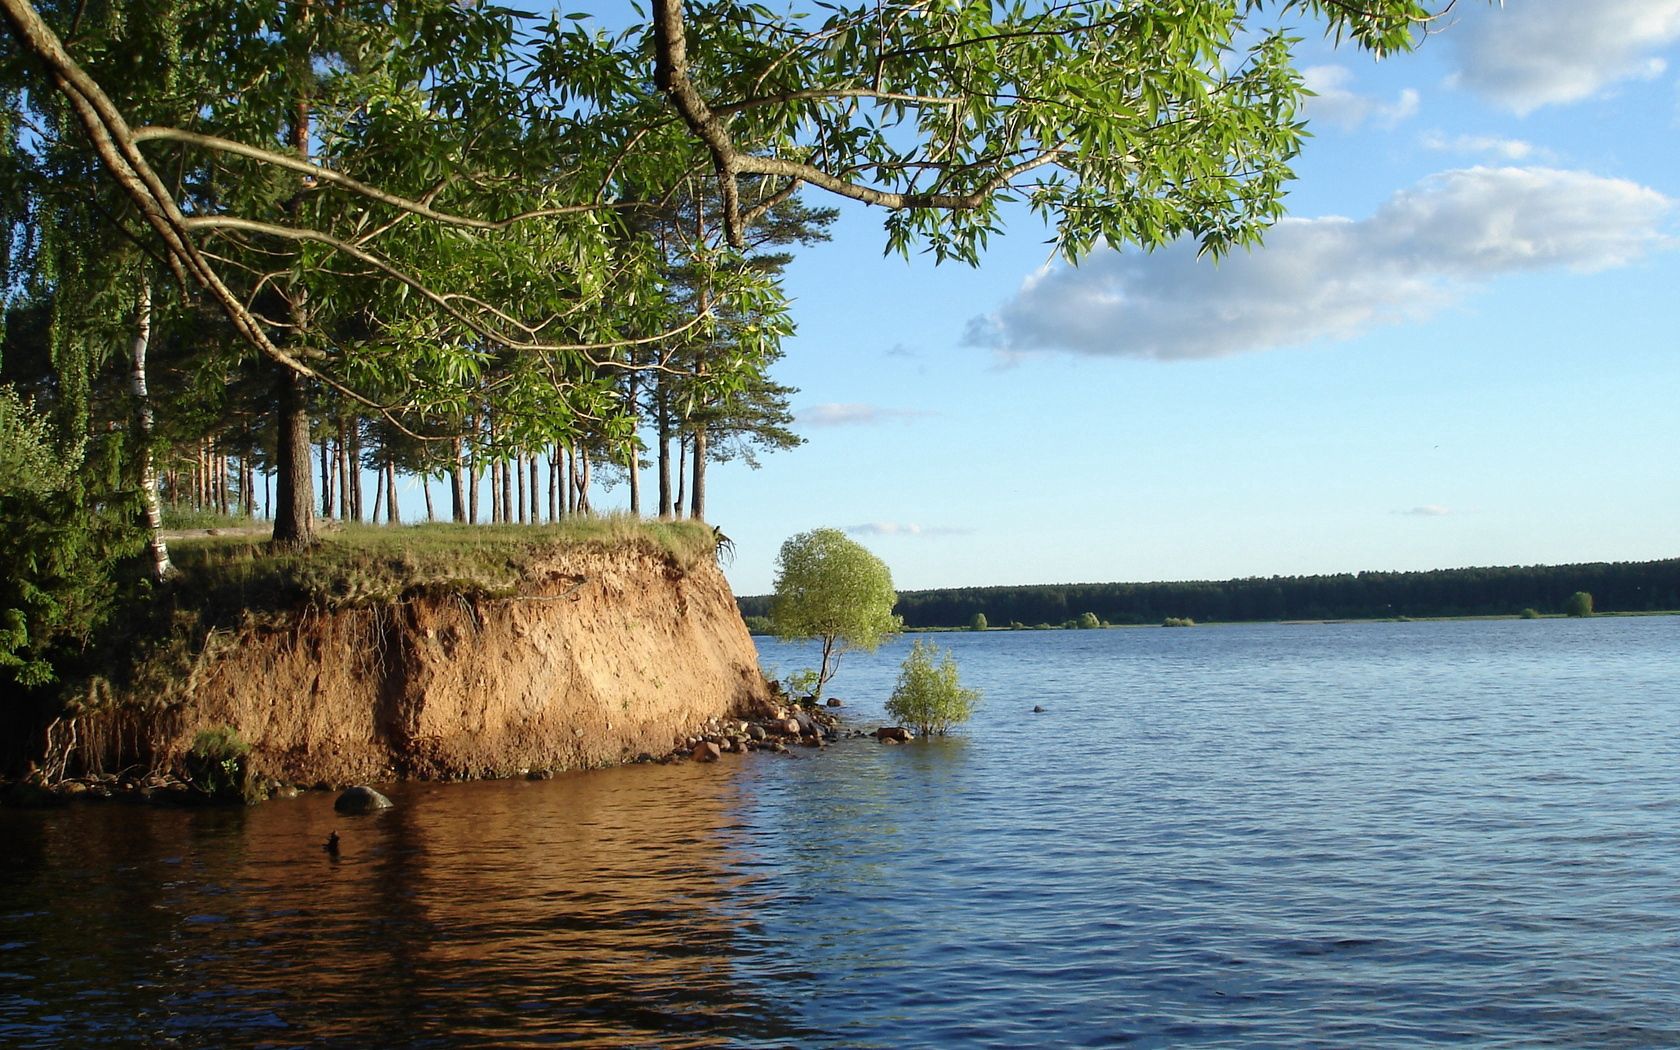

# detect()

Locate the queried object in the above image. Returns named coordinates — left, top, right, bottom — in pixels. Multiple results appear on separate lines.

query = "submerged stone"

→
left=334, top=785, right=394, bottom=814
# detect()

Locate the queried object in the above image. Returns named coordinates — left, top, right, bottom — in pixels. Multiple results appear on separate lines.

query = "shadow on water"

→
left=1, top=764, right=817, bottom=1049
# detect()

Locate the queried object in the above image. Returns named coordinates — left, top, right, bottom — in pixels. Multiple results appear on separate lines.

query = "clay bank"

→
left=7, top=522, right=785, bottom=795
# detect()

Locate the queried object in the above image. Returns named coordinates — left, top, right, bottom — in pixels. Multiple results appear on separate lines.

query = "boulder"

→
left=334, top=785, right=394, bottom=814
left=691, top=740, right=723, bottom=762
left=1032, top=705, right=1046, bottom=713
left=777, top=717, right=803, bottom=736
left=747, top=723, right=768, bottom=741
left=875, top=726, right=913, bottom=743
left=825, top=698, right=844, bottom=708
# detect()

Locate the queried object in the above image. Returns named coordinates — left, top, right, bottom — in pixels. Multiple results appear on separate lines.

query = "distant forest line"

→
left=738, top=559, right=1680, bottom=629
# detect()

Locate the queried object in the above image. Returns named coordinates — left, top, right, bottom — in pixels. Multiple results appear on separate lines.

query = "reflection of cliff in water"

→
left=0, top=764, right=815, bottom=1048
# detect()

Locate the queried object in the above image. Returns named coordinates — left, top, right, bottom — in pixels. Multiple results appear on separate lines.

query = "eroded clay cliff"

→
left=138, top=542, right=771, bottom=785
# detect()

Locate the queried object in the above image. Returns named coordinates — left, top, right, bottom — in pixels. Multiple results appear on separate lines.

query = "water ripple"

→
left=1, top=617, right=1677, bottom=1046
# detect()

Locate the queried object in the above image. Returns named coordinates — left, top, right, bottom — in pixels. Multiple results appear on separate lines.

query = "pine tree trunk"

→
left=500, top=457, right=513, bottom=523
left=271, top=363, right=315, bottom=547
left=423, top=473, right=435, bottom=522
left=673, top=438, right=685, bottom=519
left=626, top=370, right=641, bottom=516
left=319, top=438, right=333, bottom=519
left=548, top=447, right=559, bottom=522
left=336, top=417, right=349, bottom=521
left=690, top=425, right=707, bottom=522
left=271, top=31, right=317, bottom=548
left=371, top=462, right=385, bottom=524
left=468, top=441, right=480, bottom=525
left=528, top=456, right=540, bottom=523
left=128, top=280, right=174, bottom=580
left=657, top=390, right=673, bottom=518
left=450, top=437, right=466, bottom=523
left=516, top=452, right=527, bottom=524
left=387, top=459, right=401, bottom=524
left=218, top=451, right=230, bottom=516
left=347, top=421, right=363, bottom=522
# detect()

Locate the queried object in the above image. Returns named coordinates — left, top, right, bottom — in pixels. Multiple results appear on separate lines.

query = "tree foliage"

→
left=1566, top=591, right=1594, bottom=618
left=0, top=387, right=139, bottom=689
left=885, top=640, right=980, bottom=737
left=770, top=528, right=899, bottom=700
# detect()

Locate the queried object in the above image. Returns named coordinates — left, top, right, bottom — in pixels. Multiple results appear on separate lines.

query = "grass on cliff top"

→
left=166, top=516, right=719, bottom=615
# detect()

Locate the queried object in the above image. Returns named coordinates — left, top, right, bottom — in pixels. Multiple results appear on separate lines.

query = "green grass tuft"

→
left=165, top=516, right=718, bottom=615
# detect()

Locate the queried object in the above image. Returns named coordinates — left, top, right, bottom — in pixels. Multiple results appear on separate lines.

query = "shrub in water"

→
left=185, top=726, right=261, bottom=803
left=885, top=640, right=980, bottom=737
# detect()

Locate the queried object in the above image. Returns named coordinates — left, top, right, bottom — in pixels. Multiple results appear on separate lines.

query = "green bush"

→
left=884, top=640, right=980, bottom=737
left=1076, top=611, right=1101, bottom=629
left=743, top=614, right=773, bottom=634
left=969, top=612, right=988, bottom=631
left=1163, top=617, right=1196, bottom=627
left=185, top=726, right=262, bottom=804
left=0, top=386, right=140, bottom=689
left=1566, top=591, right=1594, bottom=618
left=1519, top=607, right=1541, bottom=620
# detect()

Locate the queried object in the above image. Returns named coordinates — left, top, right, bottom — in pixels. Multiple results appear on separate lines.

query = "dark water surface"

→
left=3, top=617, right=1678, bottom=1047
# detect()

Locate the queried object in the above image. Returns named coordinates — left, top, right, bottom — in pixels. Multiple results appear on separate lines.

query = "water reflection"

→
left=5, top=617, right=1680, bottom=1048
left=1, top=764, right=807, bottom=1048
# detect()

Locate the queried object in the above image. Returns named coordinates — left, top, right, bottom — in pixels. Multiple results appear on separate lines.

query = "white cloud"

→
left=799, top=403, right=928, bottom=426
left=844, top=522, right=970, bottom=537
left=965, top=167, right=1672, bottom=360
left=1399, top=505, right=1452, bottom=517
left=1420, top=131, right=1549, bottom=162
left=1446, top=0, right=1680, bottom=114
left=1302, top=65, right=1421, bottom=128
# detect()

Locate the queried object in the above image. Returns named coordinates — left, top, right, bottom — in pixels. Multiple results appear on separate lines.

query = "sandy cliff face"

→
left=160, top=544, right=770, bottom=785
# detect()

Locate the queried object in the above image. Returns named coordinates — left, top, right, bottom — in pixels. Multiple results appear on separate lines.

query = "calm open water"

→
left=3, top=617, right=1678, bottom=1048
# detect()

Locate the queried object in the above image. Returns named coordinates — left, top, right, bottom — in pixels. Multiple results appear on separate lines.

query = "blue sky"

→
left=389, top=2, right=1679, bottom=596
left=693, top=1, right=1680, bottom=596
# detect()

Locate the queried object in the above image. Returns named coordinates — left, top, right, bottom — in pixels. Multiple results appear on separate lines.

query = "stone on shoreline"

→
left=691, top=740, right=723, bottom=762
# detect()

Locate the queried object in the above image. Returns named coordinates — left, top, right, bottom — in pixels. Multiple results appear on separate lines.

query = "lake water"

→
left=3, top=617, right=1678, bottom=1047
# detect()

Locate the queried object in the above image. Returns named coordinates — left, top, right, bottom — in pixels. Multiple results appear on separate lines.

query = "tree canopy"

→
left=4, top=0, right=1454, bottom=424
left=770, top=528, right=899, bottom=700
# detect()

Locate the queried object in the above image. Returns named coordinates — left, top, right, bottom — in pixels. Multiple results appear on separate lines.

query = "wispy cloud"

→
left=799, top=402, right=929, bottom=427
left=965, top=166, right=1672, bottom=361
left=1420, top=131, right=1551, bottom=162
left=1445, top=0, right=1680, bottom=114
left=1302, top=64, right=1420, bottom=129
left=1398, top=505, right=1452, bottom=518
left=844, top=522, right=971, bottom=537
left=885, top=342, right=917, bottom=358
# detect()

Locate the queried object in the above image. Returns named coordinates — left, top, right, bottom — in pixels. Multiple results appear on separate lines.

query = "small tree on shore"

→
left=1566, top=591, right=1594, bottom=617
left=970, top=612, right=988, bottom=631
left=886, top=641, right=980, bottom=737
left=770, top=528, right=898, bottom=701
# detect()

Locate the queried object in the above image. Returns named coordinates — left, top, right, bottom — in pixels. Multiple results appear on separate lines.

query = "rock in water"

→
left=875, top=726, right=913, bottom=743
left=334, top=785, right=394, bottom=814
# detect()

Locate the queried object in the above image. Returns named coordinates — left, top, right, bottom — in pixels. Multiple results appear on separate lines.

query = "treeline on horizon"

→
left=738, top=559, right=1680, bottom=629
